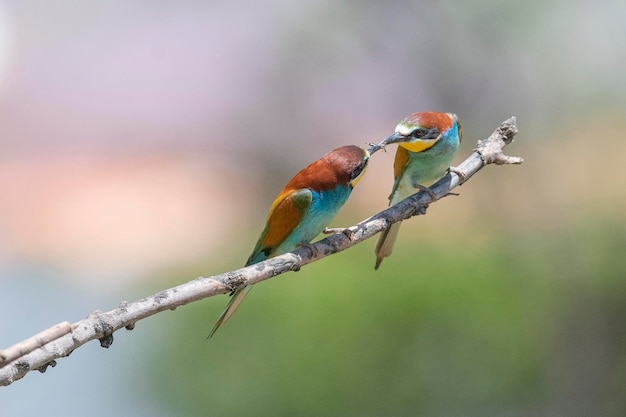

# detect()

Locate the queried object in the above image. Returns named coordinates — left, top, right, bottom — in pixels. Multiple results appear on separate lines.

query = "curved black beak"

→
left=366, top=132, right=407, bottom=155
left=379, top=132, right=407, bottom=146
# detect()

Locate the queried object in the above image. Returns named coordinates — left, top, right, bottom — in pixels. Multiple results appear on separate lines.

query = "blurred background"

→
left=1, top=0, right=625, bottom=415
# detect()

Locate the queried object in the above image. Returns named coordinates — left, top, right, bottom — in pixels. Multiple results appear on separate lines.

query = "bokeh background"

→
left=2, top=1, right=625, bottom=416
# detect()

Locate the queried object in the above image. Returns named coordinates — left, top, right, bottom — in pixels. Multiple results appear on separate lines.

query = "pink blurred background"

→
left=2, top=1, right=623, bottom=291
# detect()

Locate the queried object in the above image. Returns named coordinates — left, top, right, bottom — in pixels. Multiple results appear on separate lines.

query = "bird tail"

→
left=208, top=286, right=252, bottom=338
left=374, top=222, right=401, bottom=270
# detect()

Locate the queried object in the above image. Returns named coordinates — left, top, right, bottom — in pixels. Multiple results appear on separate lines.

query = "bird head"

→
left=378, top=112, right=462, bottom=152
left=283, top=145, right=369, bottom=192
left=337, top=145, right=370, bottom=188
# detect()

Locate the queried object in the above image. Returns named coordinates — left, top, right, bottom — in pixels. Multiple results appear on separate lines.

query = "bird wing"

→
left=375, top=147, right=411, bottom=269
left=389, top=147, right=410, bottom=201
left=247, top=188, right=313, bottom=264
left=210, top=189, right=313, bottom=338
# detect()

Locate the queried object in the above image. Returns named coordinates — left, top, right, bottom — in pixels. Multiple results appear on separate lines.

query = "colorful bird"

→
left=209, top=145, right=370, bottom=337
left=374, top=112, right=462, bottom=269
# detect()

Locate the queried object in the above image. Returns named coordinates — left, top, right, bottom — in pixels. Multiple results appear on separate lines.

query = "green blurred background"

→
left=2, top=1, right=625, bottom=416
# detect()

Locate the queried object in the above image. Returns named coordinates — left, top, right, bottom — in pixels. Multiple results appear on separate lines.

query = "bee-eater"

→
left=374, top=112, right=462, bottom=269
left=209, top=145, right=370, bottom=337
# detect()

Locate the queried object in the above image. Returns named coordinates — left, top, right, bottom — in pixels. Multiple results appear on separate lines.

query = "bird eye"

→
left=410, top=127, right=439, bottom=140
left=350, top=159, right=368, bottom=180
left=410, top=128, right=427, bottom=138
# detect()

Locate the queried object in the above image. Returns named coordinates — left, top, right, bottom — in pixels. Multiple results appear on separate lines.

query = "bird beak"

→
left=366, top=132, right=407, bottom=155
left=379, top=132, right=407, bottom=146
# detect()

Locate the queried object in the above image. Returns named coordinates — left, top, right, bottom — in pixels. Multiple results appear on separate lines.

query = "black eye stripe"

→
left=350, top=160, right=367, bottom=180
left=411, top=127, right=439, bottom=139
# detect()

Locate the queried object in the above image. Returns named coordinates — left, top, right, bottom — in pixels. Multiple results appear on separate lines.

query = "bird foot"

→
left=224, top=272, right=245, bottom=295
left=323, top=227, right=355, bottom=240
left=299, top=241, right=319, bottom=258
left=448, top=166, right=468, bottom=184
left=415, top=183, right=438, bottom=202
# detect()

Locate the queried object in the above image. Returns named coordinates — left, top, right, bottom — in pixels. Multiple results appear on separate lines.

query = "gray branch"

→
left=0, top=117, right=522, bottom=387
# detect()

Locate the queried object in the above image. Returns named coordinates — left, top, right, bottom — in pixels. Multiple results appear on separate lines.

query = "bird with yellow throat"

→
left=374, top=112, right=462, bottom=269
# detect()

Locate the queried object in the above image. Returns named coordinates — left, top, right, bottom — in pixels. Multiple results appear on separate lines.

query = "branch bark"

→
left=0, top=117, right=522, bottom=387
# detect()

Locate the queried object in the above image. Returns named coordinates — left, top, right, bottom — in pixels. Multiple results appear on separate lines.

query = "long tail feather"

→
left=207, top=286, right=252, bottom=338
left=374, top=222, right=401, bottom=269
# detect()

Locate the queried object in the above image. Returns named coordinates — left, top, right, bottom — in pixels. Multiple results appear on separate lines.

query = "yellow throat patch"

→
left=399, top=138, right=438, bottom=153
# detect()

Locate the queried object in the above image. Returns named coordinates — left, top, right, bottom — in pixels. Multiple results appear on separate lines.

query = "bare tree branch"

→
left=0, top=117, right=521, bottom=387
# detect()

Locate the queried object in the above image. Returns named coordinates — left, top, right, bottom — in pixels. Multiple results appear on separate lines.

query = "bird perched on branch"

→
left=209, top=145, right=370, bottom=337
left=374, top=112, right=462, bottom=269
